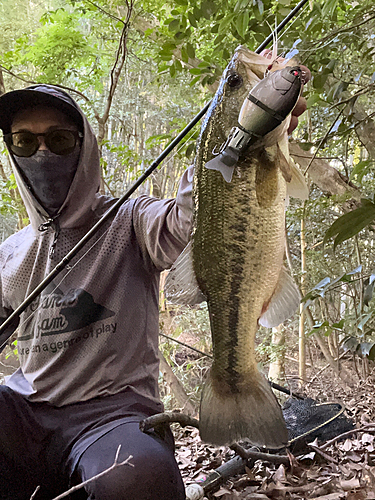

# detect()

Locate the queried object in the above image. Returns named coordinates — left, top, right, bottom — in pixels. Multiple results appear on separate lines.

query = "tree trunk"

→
left=158, top=351, right=196, bottom=416
left=299, top=214, right=306, bottom=387
left=268, top=325, right=285, bottom=386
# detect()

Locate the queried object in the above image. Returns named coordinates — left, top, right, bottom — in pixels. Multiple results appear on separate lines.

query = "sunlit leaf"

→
left=358, top=313, right=372, bottom=331
left=356, top=341, right=375, bottom=357
left=342, top=336, right=359, bottom=352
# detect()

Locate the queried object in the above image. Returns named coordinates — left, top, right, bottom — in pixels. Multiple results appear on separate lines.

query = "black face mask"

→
left=15, top=148, right=81, bottom=216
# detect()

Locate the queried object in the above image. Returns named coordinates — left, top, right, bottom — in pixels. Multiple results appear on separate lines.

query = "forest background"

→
left=1, top=0, right=375, bottom=410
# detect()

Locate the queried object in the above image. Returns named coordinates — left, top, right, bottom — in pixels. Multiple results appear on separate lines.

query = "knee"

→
left=82, top=446, right=185, bottom=500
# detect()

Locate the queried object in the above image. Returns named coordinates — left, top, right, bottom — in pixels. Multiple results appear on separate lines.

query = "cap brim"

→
left=0, top=89, right=83, bottom=134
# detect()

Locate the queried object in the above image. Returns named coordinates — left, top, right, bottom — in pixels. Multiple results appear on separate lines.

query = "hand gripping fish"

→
left=165, top=46, right=309, bottom=449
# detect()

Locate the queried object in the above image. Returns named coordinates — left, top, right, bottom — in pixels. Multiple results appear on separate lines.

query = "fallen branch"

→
left=320, top=423, right=375, bottom=450
left=49, top=446, right=133, bottom=500
left=308, top=443, right=339, bottom=465
left=140, top=412, right=199, bottom=432
left=230, top=443, right=290, bottom=466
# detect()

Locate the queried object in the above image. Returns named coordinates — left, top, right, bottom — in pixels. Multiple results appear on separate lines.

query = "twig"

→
left=30, top=486, right=40, bottom=500
left=140, top=412, right=200, bottom=432
left=83, top=0, right=125, bottom=24
left=306, top=351, right=347, bottom=388
left=304, top=108, right=345, bottom=175
left=320, top=423, right=375, bottom=450
left=50, top=446, right=133, bottom=500
left=308, top=443, right=339, bottom=465
left=0, top=65, right=90, bottom=103
left=230, top=443, right=290, bottom=466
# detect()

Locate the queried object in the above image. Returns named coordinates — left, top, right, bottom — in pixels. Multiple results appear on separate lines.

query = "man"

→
left=0, top=66, right=309, bottom=499
left=0, top=85, right=192, bottom=500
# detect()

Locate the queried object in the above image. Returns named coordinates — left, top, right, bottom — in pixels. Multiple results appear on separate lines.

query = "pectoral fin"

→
left=277, top=134, right=309, bottom=200
left=164, top=240, right=206, bottom=305
left=286, top=159, right=309, bottom=200
left=259, top=267, right=301, bottom=328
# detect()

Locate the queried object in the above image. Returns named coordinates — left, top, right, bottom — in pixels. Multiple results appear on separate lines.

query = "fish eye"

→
left=227, top=72, right=243, bottom=88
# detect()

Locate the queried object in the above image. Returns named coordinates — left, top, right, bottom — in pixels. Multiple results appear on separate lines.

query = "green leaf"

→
left=368, top=344, right=375, bottom=361
left=189, top=75, right=201, bottom=86
left=326, top=81, right=348, bottom=103
left=189, top=67, right=202, bottom=75
left=174, top=31, right=187, bottom=40
left=306, top=94, right=323, bottom=108
left=214, top=34, right=225, bottom=45
left=323, top=200, right=375, bottom=250
left=322, top=0, right=338, bottom=18
left=187, top=12, right=197, bottom=27
left=332, top=319, right=345, bottom=329
left=222, top=48, right=230, bottom=61
left=185, top=142, right=196, bottom=158
left=181, top=46, right=189, bottom=63
left=201, top=0, right=217, bottom=19
left=193, top=6, right=201, bottom=20
left=350, top=160, right=372, bottom=182
left=234, top=0, right=249, bottom=12
left=235, top=11, right=249, bottom=38
left=186, top=42, right=195, bottom=59
left=312, top=73, right=329, bottom=89
left=218, top=13, right=235, bottom=33
left=168, top=19, right=180, bottom=32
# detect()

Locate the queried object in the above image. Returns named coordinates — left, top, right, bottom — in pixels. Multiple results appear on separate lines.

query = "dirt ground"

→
left=174, top=368, right=375, bottom=500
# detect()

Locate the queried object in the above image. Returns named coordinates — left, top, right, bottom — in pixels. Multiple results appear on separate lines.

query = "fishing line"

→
left=275, top=1, right=309, bottom=50
left=0, top=0, right=312, bottom=349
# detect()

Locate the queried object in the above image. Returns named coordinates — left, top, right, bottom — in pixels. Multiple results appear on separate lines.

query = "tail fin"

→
left=199, top=371, right=288, bottom=448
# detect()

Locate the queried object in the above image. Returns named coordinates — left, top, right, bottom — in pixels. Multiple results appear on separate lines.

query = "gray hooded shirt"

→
left=2, top=105, right=193, bottom=406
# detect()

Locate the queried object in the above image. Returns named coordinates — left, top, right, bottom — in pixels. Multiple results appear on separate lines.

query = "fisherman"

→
left=0, top=55, right=309, bottom=500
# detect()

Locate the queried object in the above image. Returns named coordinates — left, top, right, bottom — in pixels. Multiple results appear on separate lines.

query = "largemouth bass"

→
left=166, top=46, right=308, bottom=448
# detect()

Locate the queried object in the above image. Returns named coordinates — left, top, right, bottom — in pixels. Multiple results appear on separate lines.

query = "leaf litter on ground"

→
left=173, top=370, right=375, bottom=499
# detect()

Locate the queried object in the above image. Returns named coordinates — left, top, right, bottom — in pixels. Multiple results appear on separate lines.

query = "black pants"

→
left=0, top=386, right=185, bottom=500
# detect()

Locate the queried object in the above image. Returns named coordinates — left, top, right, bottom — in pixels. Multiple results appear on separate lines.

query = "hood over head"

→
left=0, top=85, right=101, bottom=231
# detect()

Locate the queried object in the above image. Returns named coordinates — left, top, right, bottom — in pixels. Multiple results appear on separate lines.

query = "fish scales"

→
left=166, top=46, right=307, bottom=448
left=195, top=49, right=292, bottom=448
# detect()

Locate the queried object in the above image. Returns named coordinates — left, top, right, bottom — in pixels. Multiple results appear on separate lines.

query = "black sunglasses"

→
left=3, top=129, right=83, bottom=157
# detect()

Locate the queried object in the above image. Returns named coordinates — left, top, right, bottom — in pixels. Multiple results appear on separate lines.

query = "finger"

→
left=299, top=65, right=311, bottom=84
left=288, top=115, right=299, bottom=135
left=292, top=96, right=307, bottom=117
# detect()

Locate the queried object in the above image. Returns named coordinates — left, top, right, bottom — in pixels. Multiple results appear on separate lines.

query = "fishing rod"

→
left=0, top=0, right=309, bottom=349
